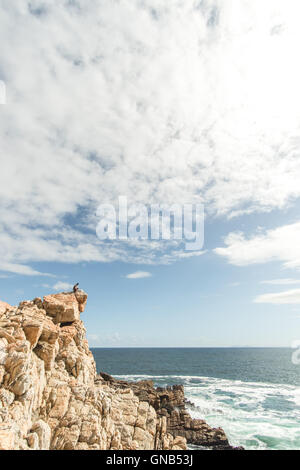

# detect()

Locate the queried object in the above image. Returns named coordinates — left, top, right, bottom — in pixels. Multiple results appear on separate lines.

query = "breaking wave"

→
left=116, top=374, right=300, bottom=450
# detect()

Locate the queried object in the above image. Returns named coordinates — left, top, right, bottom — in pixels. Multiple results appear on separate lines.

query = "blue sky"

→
left=1, top=0, right=300, bottom=346
left=1, top=201, right=300, bottom=347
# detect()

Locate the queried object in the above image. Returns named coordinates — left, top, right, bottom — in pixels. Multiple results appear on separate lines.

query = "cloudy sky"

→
left=1, top=0, right=300, bottom=346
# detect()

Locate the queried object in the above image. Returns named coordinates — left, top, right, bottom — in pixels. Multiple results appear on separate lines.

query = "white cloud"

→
left=170, top=250, right=206, bottom=259
left=214, top=222, right=300, bottom=269
left=0, top=262, right=53, bottom=277
left=261, top=279, right=300, bottom=285
left=52, top=281, right=73, bottom=291
left=254, top=288, right=300, bottom=304
left=88, top=334, right=100, bottom=342
left=1, top=1, right=300, bottom=271
left=126, top=271, right=152, bottom=279
left=88, top=331, right=142, bottom=347
left=88, top=331, right=121, bottom=346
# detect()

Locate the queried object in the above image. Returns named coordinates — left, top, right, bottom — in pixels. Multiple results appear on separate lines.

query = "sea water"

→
left=91, top=348, right=300, bottom=450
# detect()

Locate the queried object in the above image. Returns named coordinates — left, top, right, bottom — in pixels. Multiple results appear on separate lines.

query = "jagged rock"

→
left=74, top=291, right=88, bottom=313
left=100, top=371, right=115, bottom=382
left=31, top=420, right=51, bottom=450
left=0, top=301, right=12, bottom=316
left=42, top=291, right=87, bottom=324
left=100, top=376, right=241, bottom=449
left=23, top=322, right=43, bottom=348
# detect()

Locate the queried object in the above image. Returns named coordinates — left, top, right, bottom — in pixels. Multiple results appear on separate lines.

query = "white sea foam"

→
left=115, top=374, right=300, bottom=450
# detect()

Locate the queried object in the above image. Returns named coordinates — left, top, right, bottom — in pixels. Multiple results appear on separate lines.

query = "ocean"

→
left=91, top=348, right=300, bottom=450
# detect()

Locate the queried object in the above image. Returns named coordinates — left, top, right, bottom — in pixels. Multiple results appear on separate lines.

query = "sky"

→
left=1, top=0, right=300, bottom=347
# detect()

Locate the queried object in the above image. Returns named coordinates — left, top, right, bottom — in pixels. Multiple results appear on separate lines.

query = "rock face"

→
left=0, top=301, right=12, bottom=316
left=99, top=375, right=239, bottom=449
left=0, top=291, right=185, bottom=450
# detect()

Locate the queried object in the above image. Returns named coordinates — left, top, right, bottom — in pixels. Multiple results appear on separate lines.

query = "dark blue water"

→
left=91, top=348, right=300, bottom=450
left=92, top=348, right=299, bottom=385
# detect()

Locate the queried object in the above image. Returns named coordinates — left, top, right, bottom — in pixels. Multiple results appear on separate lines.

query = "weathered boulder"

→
left=0, top=301, right=12, bottom=316
left=74, top=291, right=88, bottom=313
left=43, top=291, right=87, bottom=324
left=23, top=321, right=43, bottom=348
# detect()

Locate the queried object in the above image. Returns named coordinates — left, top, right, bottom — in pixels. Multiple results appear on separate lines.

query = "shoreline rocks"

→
left=98, top=374, right=242, bottom=450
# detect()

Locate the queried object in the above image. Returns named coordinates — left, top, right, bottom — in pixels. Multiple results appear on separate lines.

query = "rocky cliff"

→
left=0, top=291, right=233, bottom=450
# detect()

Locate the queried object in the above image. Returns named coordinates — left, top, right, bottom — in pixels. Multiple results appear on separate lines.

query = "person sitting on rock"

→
left=73, top=283, right=79, bottom=293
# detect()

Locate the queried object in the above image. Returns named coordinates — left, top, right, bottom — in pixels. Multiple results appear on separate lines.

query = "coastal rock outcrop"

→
left=0, top=291, right=185, bottom=450
left=0, top=290, right=237, bottom=450
left=98, top=375, right=238, bottom=449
